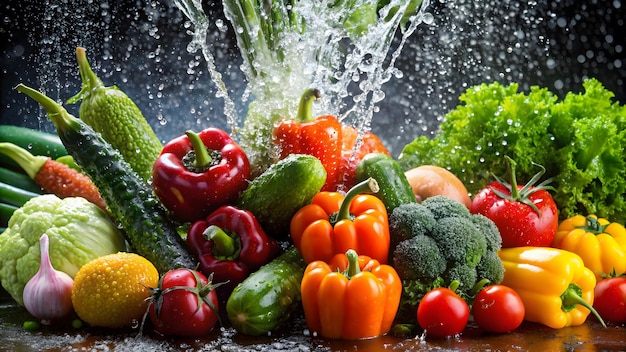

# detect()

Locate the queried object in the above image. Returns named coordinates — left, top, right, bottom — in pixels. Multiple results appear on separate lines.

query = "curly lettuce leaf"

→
left=398, top=78, right=626, bottom=223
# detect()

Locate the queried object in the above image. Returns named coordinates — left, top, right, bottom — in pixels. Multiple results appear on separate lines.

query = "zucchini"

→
left=0, top=167, right=42, bottom=194
left=16, top=83, right=197, bottom=274
left=0, top=181, right=40, bottom=207
left=66, top=47, right=162, bottom=181
left=226, top=246, right=306, bottom=335
left=0, top=202, right=18, bottom=227
left=355, top=152, right=417, bottom=214
left=236, top=154, right=326, bottom=237
left=0, top=125, right=67, bottom=170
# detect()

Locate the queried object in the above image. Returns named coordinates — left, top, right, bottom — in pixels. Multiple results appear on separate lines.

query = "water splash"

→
left=173, top=0, right=240, bottom=135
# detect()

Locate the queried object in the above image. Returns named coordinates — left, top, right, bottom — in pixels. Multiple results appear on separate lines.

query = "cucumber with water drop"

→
left=0, top=125, right=68, bottom=170
left=16, top=83, right=198, bottom=274
left=226, top=246, right=306, bottom=336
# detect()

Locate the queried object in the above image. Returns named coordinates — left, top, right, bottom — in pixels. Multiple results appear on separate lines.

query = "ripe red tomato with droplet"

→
left=148, top=268, right=219, bottom=337
left=470, top=180, right=558, bottom=247
left=472, top=284, right=525, bottom=333
left=417, top=287, right=469, bottom=338
left=593, top=277, right=626, bottom=324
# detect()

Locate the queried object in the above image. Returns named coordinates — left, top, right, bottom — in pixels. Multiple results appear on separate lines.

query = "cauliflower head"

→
left=0, top=194, right=127, bottom=305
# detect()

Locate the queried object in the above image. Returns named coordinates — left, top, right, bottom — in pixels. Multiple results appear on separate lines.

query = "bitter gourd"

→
left=66, top=47, right=162, bottom=181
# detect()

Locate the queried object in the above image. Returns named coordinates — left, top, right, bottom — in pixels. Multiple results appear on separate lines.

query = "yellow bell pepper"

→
left=553, top=214, right=626, bottom=279
left=498, top=246, right=606, bottom=329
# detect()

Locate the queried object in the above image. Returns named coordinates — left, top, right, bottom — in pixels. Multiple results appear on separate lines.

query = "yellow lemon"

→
left=71, top=252, right=159, bottom=328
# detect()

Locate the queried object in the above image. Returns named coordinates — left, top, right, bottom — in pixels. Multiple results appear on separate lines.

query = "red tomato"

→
left=593, top=277, right=626, bottom=324
left=148, top=268, right=219, bottom=337
left=470, top=180, right=558, bottom=248
left=472, top=285, right=525, bottom=333
left=417, top=287, right=469, bottom=338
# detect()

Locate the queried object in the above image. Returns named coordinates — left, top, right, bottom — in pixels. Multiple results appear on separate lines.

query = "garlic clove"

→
left=23, top=234, right=74, bottom=323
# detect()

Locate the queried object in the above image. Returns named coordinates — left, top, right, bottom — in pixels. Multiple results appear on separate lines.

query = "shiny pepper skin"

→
left=553, top=214, right=626, bottom=280
left=290, top=178, right=390, bottom=264
left=300, top=249, right=402, bottom=339
left=152, top=128, right=250, bottom=223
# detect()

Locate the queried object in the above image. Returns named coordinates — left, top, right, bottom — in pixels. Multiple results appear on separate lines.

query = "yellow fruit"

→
left=71, top=252, right=159, bottom=328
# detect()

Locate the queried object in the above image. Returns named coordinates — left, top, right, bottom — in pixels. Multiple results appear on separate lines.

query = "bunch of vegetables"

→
left=2, top=37, right=626, bottom=345
left=398, top=79, right=626, bottom=225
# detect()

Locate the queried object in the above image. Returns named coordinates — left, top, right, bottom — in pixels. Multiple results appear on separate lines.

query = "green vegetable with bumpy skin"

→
left=66, top=47, right=162, bottom=181
left=390, top=196, right=504, bottom=322
left=398, top=78, right=626, bottom=224
left=236, top=154, right=326, bottom=237
left=0, top=194, right=126, bottom=306
left=15, top=83, right=198, bottom=274
left=355, top=152, right=416, bottom=214
left=226, top=246, right=306, bottom=336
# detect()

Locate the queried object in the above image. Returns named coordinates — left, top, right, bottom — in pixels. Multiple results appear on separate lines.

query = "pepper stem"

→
left=561, top=283, right=607, bottom=328
left=185, top=130, right=213, bottom=169
left=295, top=88, right=321, bottom=123
left=577, top=216, right=609, bottom=234
left=344, top=249, right=361, bottom=278
left=203, top=225, right=237, bottom=258
left=336, top=177, right=379, bottom=221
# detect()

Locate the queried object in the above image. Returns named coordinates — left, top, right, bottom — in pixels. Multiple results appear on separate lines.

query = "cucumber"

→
left=0, top=167, right=42, bottom=194
left=16, top=83, right=197, bottom=274
left=236, top=154, right=326, bottom=237
left=226, top=246, right=306, bottom=335
left=355, top=152, right=417, bottom=214
left=0, top=181, right=40, bottom=207
left=0, top=125, right=67, bottom=170
left=0, top=202, right=18, bottom=227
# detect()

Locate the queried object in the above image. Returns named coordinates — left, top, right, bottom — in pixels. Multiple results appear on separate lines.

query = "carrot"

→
left=0, top=142, right=107, bottom=211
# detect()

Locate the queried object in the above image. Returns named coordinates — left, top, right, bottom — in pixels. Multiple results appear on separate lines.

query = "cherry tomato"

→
left=593, top=277, right=626, bottom=324
left=472, top=285, right=525, bottom=333
left=470, top=176, right=558, bottom=248
left=148, top=268, right=219, bottom=337
left=417, top=287, right=469, bottom=338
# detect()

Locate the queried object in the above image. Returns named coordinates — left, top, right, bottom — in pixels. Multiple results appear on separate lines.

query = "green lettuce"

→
left=398, top=78, right=626, bottom=223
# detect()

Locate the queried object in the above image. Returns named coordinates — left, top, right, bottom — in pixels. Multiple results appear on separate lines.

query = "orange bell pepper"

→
left=290, top=178, right=390, bottom=264
left=553, top=214, right=626, bottom=280
left=301, top=249, right=402, bottom=339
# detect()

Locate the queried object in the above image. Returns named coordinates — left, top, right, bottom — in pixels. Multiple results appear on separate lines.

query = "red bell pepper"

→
left=152, top=128, right=250, bottom=223
left=187, top=205, right=280, bottom=304
left=273, top=89, right=389, bottom=192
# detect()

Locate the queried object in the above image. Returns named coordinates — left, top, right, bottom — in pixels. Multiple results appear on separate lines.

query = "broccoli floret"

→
left=389, top=202, right=437, bottom=250
left=429, top=216, right=487, bottom=268
left=393, top=235, right=446, bottom=281
left=441, top=263, right=477, bottom=292
left=421, top=195, right=471, bottom=220
left=476, top=250, right=505, bottom=284
left=470, top=213, right=503, bottom=252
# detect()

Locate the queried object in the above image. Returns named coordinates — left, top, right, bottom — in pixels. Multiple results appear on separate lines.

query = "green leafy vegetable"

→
left=398, top=78, right=626, bottom=223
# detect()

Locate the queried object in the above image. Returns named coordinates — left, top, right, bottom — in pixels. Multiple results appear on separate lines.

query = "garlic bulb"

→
left=23, top=234, right=74, bottom=323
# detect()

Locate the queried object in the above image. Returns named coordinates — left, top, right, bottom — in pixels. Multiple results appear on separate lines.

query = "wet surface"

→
left=1, top=294, right=624, bottom=352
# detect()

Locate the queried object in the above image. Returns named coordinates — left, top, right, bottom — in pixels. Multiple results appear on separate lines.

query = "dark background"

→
left=1, top=0, right=624, bottom=156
